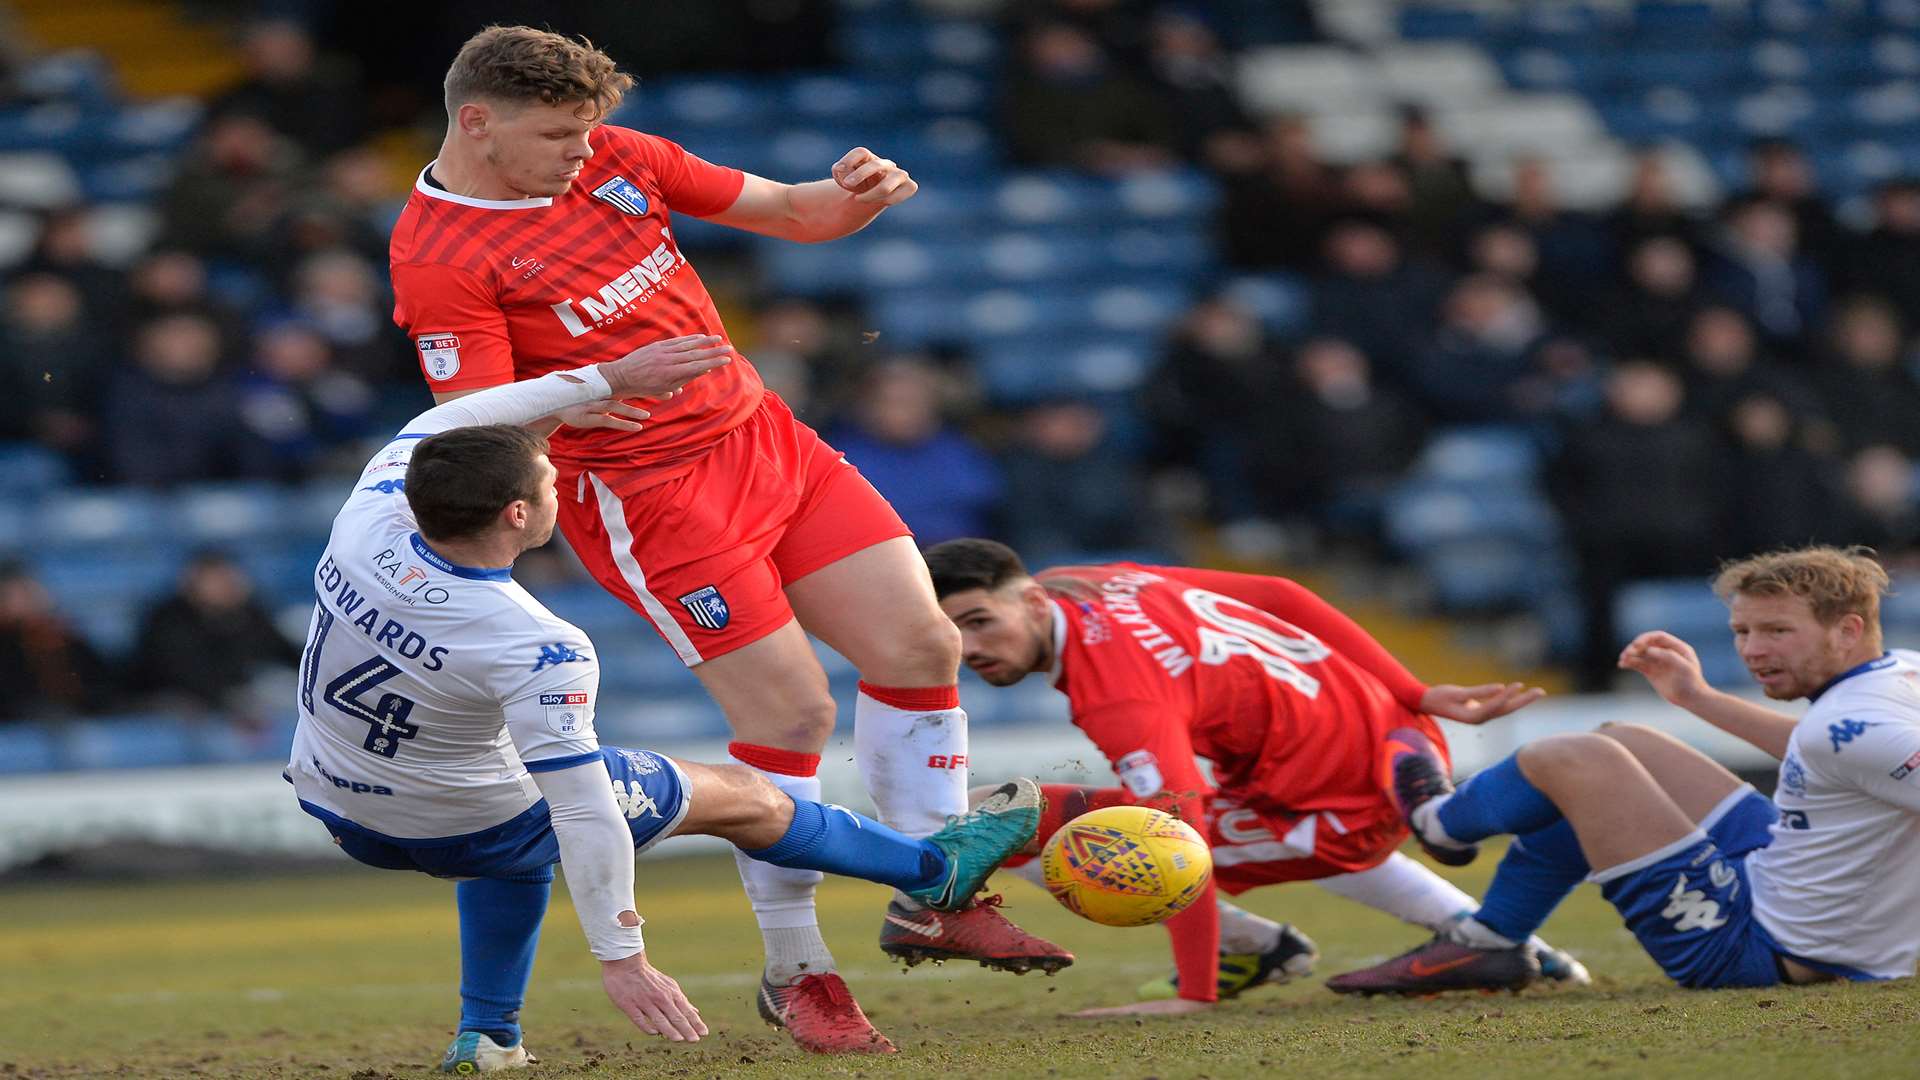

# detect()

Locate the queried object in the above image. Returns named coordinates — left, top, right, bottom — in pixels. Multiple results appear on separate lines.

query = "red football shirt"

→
left=1040, top=563, right=1431, bottom=830
left=389, top=124, right=754, bottom=489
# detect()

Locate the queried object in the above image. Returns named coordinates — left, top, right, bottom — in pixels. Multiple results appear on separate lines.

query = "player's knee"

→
left=861, top=616, right=961, bottom=685
left=1517, top=732, right=1627, bottom=785
left=749, top=693, right=837, bottom=749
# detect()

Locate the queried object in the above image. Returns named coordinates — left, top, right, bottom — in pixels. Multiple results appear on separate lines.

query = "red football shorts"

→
left=557, top=390, right=911, bottom=665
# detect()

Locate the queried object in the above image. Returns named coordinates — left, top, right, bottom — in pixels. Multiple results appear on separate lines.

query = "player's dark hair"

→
left=444, top=25, right=634, bottom=121
left=405, top=425, right=550, bottom=542
left=924, top=538, right=1030, bottom=599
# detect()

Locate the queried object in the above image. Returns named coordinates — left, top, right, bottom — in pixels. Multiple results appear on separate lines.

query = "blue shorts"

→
left=1593, top=786, right=1782, bottom=989
left=307, top=747, right=692, bottom=883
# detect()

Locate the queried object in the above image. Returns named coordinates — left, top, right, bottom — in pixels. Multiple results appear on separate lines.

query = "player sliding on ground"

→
left=285, top=342, right=1043, bottom=1072
left=1330, top=545, right=1920, bottom=994
left=389, top=27, right=1066, bottom=1052
left=924, top=540, right=1587, bottom=1015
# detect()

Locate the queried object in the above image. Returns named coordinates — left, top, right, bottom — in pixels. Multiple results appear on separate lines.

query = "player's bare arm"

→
left=704, top=147, right=916, bottom=243
left=1619, top=629, right=1798, bottom=759
left=432, top=333, right=734, bottom=434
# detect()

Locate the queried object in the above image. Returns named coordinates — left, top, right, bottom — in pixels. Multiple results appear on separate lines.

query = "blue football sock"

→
left=1435, top=752, right=1563, bottom=843
left=1472, top=818, right=1588, bottom=943
left=456, top=871, right=552, bottom=1047
left=743, top=797, right=948, bottom=893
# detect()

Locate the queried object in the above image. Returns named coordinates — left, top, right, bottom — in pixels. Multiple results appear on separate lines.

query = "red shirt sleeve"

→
left=1072, top=700, right=1219, bottom=1003
left=391, top=260, right=516, bottom=393
left=605, top=126, right=746, bottom=218
left=1157, top=566, right=1429, bottom=711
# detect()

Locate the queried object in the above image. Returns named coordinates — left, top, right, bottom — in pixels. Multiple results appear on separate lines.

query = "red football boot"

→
left=756, top=972, right=897, bottom=1054
left=879, top=894, right=1075, bottom=974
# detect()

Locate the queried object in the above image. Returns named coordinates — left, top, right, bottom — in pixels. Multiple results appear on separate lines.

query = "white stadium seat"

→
left=1375, top=42, right=1505, bottom=106
left=1238, top=46, right=1384, bottom=115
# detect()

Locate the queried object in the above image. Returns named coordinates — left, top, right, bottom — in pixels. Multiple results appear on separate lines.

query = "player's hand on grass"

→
left=832, top=147, right=917, bottom=206
left=1070, top=998, right=1213, bottom=1019
left=1420, top=682, right=1546, bottom=725
left=601, top=951, right=708, bottom=1042
left=1618, top=630, right=1709, bottom=707
left=596, top=333, right=734, bottom=401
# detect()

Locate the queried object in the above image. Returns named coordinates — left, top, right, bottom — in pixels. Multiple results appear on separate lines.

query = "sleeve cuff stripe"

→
left=525, top=750, right=602, bottom=774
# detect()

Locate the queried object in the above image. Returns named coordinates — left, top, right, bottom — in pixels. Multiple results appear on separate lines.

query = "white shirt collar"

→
left=415, top=162, right=554, bottom=210
left=1047, top=599, right=1067, bottom=688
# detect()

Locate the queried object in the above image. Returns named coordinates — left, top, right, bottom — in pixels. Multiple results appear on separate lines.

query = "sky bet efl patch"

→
left=417, top=334, right=461, bottom=381
left=540, top=691, right=588, bottom=736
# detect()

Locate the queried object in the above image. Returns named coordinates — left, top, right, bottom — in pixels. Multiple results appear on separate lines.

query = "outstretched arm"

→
left=703, top=148, right=916, bottom=243
left=1619, top=631, right=1797, bottom=760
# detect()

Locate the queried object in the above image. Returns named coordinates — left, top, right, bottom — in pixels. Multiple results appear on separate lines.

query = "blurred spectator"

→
left=1838, top=446, right=1920, bottom=563
left=1838, top=179, right=1920, bottom=326
left=210, top=19, right=366, bottom=157
left=1551, top=361, right=1725, bottom=690
left=1604, top=150, right=1699, bottom=254
left=1001, top=22, right=1178, bottom=174
left=104, top=315, right=258, bottom=487
left=237, top=320, right=378, bottom=480
left=287, top=249, right=403, bottom=382
left=1309, top=218, right=1443, bottom=374
left=1339, top=161, right=1416, bottom=235
left=1809, top=298, right=1920, bottom=457
left=1718, top=392, right=1845, bottom=557
left=1147, top=295, right=1286, bottom=518
left=130, top=550, right=300, bottom=723
left=998, top=397, right=1148, bottom=557
left=1466, top=221, right=1581, bottom=323
left=0, top=561, right=116, bottom=722
left=1143, top=8, right=1256, bottom=168
left=1679, top=305, right=1823, bottom=427
left=121, top=250, right=249, bottom=357
left=745, top=299, right=852, bottom=424
left=157, top=113, right=306, bottom=268
left=826, top=360, right=1001, bottom=546
left=1218, top=116, right=1340, bottom=269
left=1261, top=337, right=1426, bottom=538
left=1704, top=195, right=1828, bottom=348
left=1743, top=137, right=1841, bottom=266
left=1391, top=108, right=1476, bottom=260
left=20, top=208, right=126, bottom=318
left=1598, top=236, right=1705, bottom=360
left=271, top=147, right=397, bottom=268
left=1491, top=158, right=1610, bottom=287
left=1408, top=274, right=1548, bottom=423
left=0, top=274, right=108, bottom=456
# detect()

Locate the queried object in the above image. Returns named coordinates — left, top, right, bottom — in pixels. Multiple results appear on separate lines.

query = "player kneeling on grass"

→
left=285, top=339, right=1041, bottom=1071
left=1330, top=546, right=1920, bottom=994
left=925, top=540, right=1588, bottom=1016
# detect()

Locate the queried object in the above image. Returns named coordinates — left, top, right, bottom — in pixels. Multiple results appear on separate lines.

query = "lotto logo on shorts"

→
left=678, top=585, right=730, bottom=630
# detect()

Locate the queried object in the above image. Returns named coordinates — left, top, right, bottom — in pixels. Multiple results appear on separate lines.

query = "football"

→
left=1039, top=805, right=1213, bottom=927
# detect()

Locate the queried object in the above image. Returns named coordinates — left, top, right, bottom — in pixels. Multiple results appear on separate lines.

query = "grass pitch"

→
left=3, top=848, right=1913, bottom=1079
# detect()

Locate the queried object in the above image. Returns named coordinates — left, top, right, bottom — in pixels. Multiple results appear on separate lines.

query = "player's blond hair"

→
left=1713, top=546, right=1889, bottom=643
left=444, top=25, right=634, bottom=122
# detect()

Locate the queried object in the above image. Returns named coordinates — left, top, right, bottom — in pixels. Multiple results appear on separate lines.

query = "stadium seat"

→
left=1613, top=579, right=1730, bottom=650
left=0, top=442, right=74, bottom=494
left=1375, top=43, right=1506, bottom=106
left=0, top=723, right=61, bottom=775
left=1237, top=46, right=1383, bottom=114
left=39, top=489, right=165, bottom=547
left=62, top=716, right=198, bottom=771
left=0, top=150, right=81, bottom=208
left=1413, top=426, right=1544, bottom=486
left=172, top=483, right=289, bottom=543
left=1437, top=94, right=1610, bottom=156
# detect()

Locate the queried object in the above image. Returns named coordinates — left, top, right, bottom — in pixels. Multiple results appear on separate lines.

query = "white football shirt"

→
left=1748, top=649, right=1920, bottom=979
left=285, top=432, right=603, bottom=841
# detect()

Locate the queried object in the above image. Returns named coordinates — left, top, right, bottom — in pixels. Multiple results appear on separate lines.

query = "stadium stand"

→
left=1, top=0, right=1919, bottom=771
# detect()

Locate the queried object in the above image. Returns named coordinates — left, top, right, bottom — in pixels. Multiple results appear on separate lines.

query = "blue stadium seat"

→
left=0, top=442, right=73, bottom=495
left=1383, top=482, right=1561, bottom=552
left=976, top=336, right=1158, bottom=400
left=172, top=482, right=289, bottom=543
left=62, top=715, right=197, bottom=771
left=0, top=723, right=61, bottom=775
left=1420, top=539, right=1549, bottom=612
left=1218, top=273, right=1313, bottom=337
left=1414, top=427, right=1544, bottom=486
left=1613, top=578, right=1729, bottom=649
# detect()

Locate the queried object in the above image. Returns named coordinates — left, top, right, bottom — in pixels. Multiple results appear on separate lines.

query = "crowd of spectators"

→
left=5, top=1, right=1920, bottom=723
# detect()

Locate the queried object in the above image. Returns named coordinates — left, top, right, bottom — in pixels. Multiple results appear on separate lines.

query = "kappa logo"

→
left=361, top=479, right=406, bottom=495
left=612, top=778, right=659, bottom=820
left=1662, top=874, right=1729, bottom=932
left=678, top=585, right=729, bottom=630
left=531, top=643, right=590, bottom=672
left=1828, top=718, right=1875, bottom=753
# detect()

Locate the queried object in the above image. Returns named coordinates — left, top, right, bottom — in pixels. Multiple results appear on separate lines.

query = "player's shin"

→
left=740, top=797, right=948, bottom=893
left=853, top=683, right=968, bottom=902
left=1423, top=753, right=1563, bottom=846
left=455, top=874, right=552, bottom=1049
left=728, top=743, right=835, bottom=985
left=1470, top=818, right=1588, bottom=944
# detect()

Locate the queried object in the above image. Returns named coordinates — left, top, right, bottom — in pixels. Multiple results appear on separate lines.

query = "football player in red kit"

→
left=389, top=27, right=1065, bottom=1054
left=926, top=539, right=1566, bottom=1014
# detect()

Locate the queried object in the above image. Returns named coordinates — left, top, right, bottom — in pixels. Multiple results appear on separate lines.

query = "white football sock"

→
left=1217, top=898, right=1284, bottom=954
left=1316, top=851, right=1482, bottom=930
left=728, top=764, right=833, bottom=984
left=854, top=686, right=969, bottom=907
left=1410, top=793, right=1473, bottom=850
